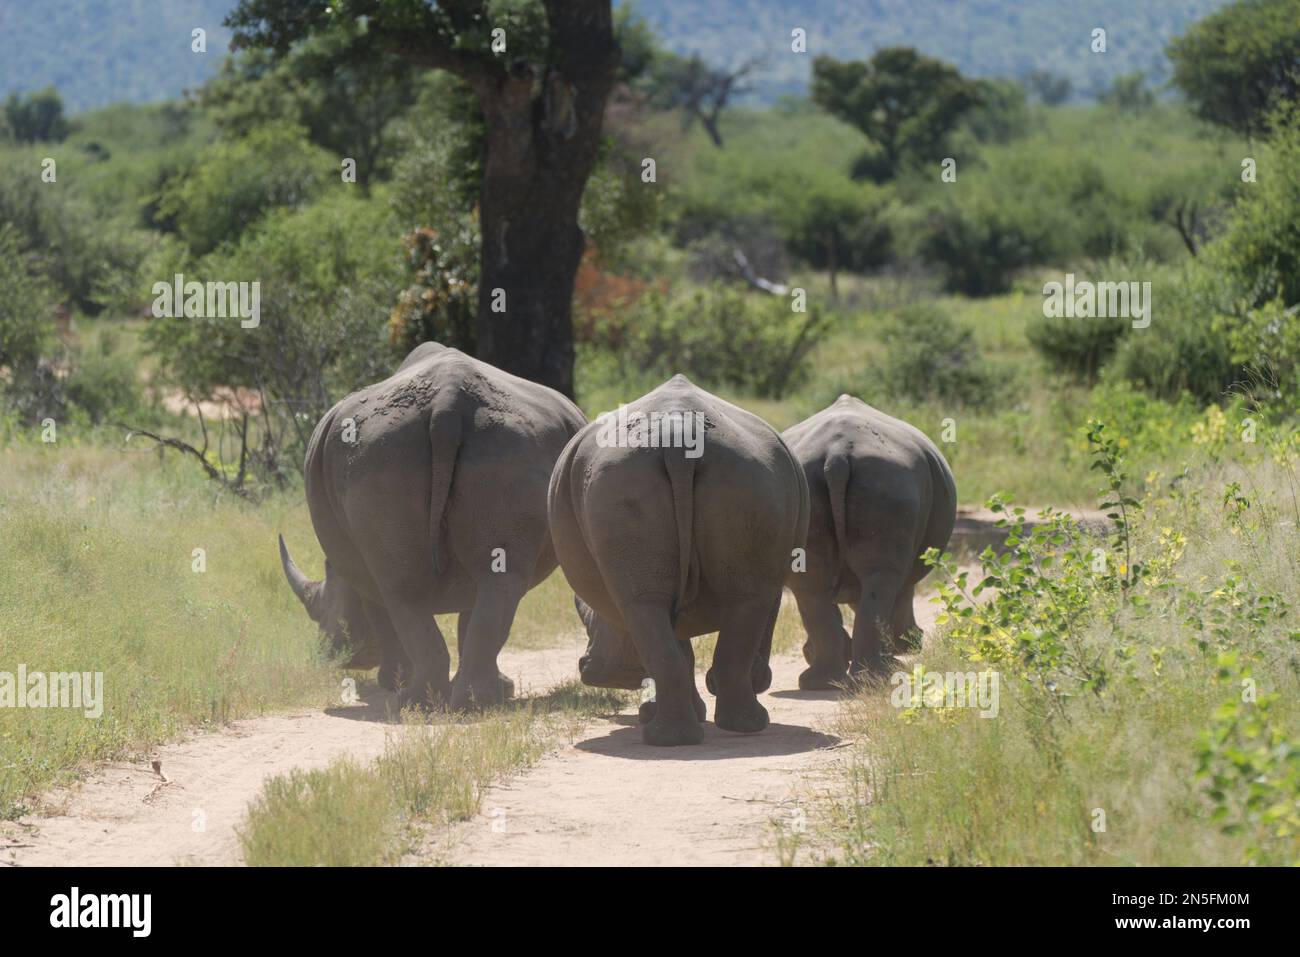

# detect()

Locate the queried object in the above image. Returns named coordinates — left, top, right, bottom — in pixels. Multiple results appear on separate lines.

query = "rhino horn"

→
left=279, top=534, right=320, bottom=618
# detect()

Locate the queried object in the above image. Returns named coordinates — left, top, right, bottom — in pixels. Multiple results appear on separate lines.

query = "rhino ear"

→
left=573, top=595, right=595, bottom=631
left=279, top=535, right=322, bottom=621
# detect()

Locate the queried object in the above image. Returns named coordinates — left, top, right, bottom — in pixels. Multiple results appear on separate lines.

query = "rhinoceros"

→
left=781, top=395, right=956, bottom=687
left=548, top=375, right=809, bottom=746
left=278, top=342, right=586, bottom=709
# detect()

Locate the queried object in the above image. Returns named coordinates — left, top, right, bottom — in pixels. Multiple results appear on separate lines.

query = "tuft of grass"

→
left=239, top=759, right=400, bottom=867
left=239, top=682, right=631, bottom=866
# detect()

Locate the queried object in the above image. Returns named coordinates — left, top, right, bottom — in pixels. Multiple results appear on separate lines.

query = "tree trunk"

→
left=472, top=4, right=618, bottom=397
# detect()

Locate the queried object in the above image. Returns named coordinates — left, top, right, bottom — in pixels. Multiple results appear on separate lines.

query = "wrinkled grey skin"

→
left=548, top=375, right=809, bottom=746
left=782, top=395, right=956, bottom=687
left=279, top=342, right=585, bottom=710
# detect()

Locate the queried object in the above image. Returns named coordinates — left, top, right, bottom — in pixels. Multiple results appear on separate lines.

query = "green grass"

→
left=819, top=453, right=1300, bottom=866
left=239, top=682, right=630, bottom=866
left=0, top=437, right=338, bottom=817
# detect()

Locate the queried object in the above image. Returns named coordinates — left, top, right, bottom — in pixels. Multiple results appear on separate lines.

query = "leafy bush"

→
left=1106, top=269, right=1241, bottom=403
left=0, top=161, right=147, bottom=313
left=158, top=122, right=336, bottom=255
left=1028, top=314, right=1129, bottom=380
left=587, top=284, right=828, bottom=398
left=877, top=304, right=1001, bottom=407
left=144, top=192, right=404, bottom=479
left=1221, top=297, right=1300, bottom=398
left=64, top=343, right=142, bottom=423
left=1, top=87, right=69, bottom=143
left=1205, top=102, right=1300, bottom=311
left=0, top=226, right=51, bottom=378
left=920, top=198, right=1047, bottom=296
left=388, top=224, right=478, bottom=354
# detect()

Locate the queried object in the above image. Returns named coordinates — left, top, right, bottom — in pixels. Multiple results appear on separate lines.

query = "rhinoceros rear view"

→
left=782, top=395, right=956, bottom=685
left=548, top=375, right=809, bottom=746
left=279, top=342, right=586, bottom=709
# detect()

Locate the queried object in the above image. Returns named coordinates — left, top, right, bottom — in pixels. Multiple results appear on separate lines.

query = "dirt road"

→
left=0, top=645, right=579, bottom=867
left=3, top=591, right=957, bottom=867
left=427, top=650, right=848, bottom=866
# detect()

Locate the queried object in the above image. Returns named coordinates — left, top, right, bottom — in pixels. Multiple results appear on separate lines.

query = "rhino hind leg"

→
left=381, top=589, right=451, bottom=710
left=639, top=640, right=706, bottom=723
left=709, top=595, right=775, bottom=735
left=793, top=590, right=851, bottom=691
left=364, top=601, right=412, bottom=692
left=450, top=577, right=528, bottom=711
left=849, top=568, right=905, bottom=678
left=457, top=611, right=514, bottom=701
left=889, top=582, right=922, bottom=654
left=622, top=598, right=702, bottom=746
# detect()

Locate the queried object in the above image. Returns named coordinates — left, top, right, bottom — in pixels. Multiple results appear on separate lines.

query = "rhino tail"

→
left=824, top=450, right=851, bottom=593
left=427, top=403, right=464, bottom=575
left=663, top=446, right=698, bottom=616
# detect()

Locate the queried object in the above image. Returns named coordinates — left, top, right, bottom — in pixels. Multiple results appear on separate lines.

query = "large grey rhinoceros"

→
left=547, top=375, right=809, bottom=746
left=279, top=342, right=586, bottom=710
left=782, top=395, right=956, bottom=687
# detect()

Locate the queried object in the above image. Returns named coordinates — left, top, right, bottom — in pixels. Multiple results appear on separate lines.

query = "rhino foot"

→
left=450, top=670, right=509, bottom=712
left=638, top=692, right=706, bottom=724
left=377, top=661, right=404, bottom=692
left=399, top=679, right=450, bottom=713
left=893, top=629, right=923, bottom=654
left=714, top=698, right=770, bottom=734
left=641, top=713, right=705, bottom=746
left=798, top=666, right=848, bottom=691
left=848, top=655, right=898, bottom=685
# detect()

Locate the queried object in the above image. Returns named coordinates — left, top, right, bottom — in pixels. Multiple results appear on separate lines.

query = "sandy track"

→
left=2, top=596, right=947, bottom=868
left=428, top=595, right=951, bottom=867
left=0, top=644, right=580, bottom=867
left=427, top=651, right=847, bottom=867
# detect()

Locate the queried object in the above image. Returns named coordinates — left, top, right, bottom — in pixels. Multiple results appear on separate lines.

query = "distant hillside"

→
left=0, top=0, right=1232, bottom=113
left=0, top=0, right=232, bottom=112
left=632, top=0, right=1234, bottom=101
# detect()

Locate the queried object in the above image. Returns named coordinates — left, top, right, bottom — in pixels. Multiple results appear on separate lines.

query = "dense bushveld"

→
left=2, top=1, right=1298, bottom=864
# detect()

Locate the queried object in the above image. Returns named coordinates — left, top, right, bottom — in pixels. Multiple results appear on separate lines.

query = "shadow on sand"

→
left=574, top=720, right=839, bottom=761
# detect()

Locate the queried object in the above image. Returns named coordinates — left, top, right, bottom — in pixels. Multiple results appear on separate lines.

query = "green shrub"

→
left=64, top=346, right=142, bottom=423
left=158, top=122, right=336, bottom=255
left=1106, top=270, right=1241, bottom=403
left=1206, top=104, right=1300, bottom=310
left=1221, top=297, right=1300, bottom=397
left=877, top=304, right=1001, bottom=406
left=144, top=192, right=404, bottom=480
left=0, top=160, right=147, bottom=313
left=589, top=284, right=828, bottom=398
left=0, top=226, right=51, bottom=377
left=920, top=198, right=1047, bottom=296
left=1028, top=315, right=1129, bottom=380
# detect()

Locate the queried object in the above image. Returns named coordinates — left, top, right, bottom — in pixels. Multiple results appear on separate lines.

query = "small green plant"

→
left=923, top=421, right=1143, bottom=723
left=1196, top=652, right=1300, bottom=866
